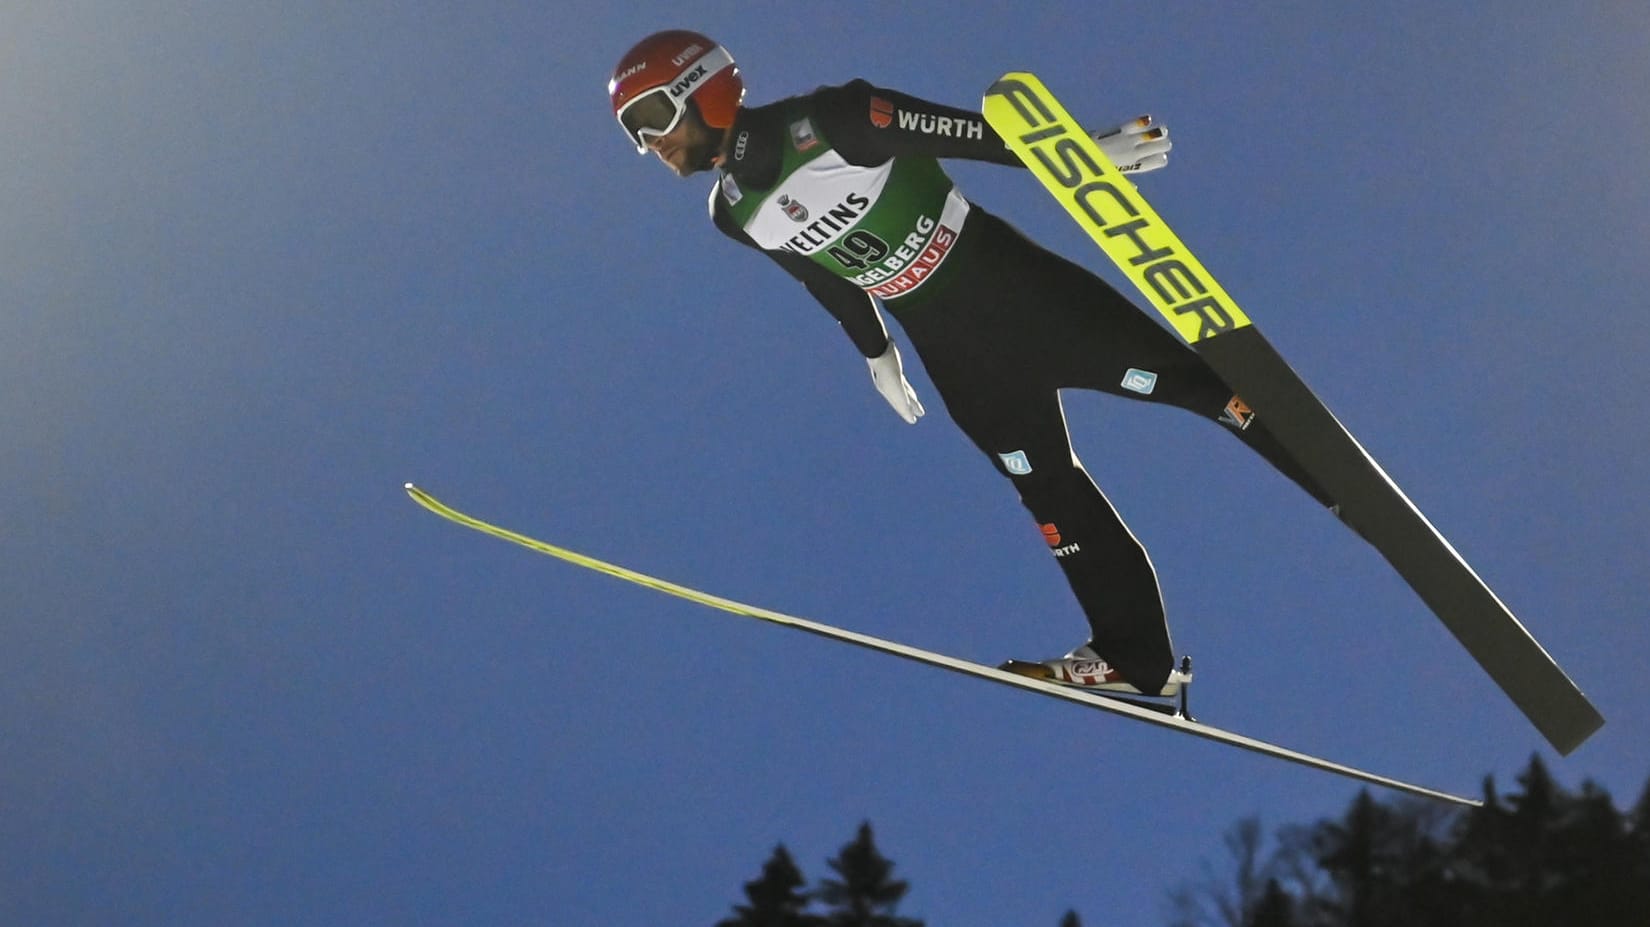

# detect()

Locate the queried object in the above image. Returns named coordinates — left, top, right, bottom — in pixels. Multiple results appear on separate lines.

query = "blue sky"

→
left=4, top=3, right=1648, bottom=924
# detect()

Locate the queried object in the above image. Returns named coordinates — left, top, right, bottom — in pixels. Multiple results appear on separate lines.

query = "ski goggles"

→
left=615, top=45, right=735, bottom=153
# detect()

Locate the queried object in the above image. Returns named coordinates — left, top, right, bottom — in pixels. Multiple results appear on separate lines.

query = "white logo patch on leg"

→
left=1121, top=368, right=1158, bottom=395
left=998, top=450, right=1033, bottom=475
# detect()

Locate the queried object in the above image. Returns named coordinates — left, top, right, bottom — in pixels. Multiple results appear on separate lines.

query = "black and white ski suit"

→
left=708, top=79, right=1330, bottom=692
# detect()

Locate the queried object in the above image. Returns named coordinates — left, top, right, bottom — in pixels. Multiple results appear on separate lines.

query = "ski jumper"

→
left=710, top=80, right=1332, bottom=692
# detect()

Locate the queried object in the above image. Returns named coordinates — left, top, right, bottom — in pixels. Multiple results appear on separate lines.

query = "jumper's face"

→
left=627, top=96, right=723, bottom=177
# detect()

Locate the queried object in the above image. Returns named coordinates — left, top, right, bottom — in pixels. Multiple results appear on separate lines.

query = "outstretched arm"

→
left=813, top=79, right=1170, bottom=174
left=812, top=79, right=1021, bottom=166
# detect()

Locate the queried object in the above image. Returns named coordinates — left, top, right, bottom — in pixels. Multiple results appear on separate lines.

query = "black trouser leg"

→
left=1012, top=459, right=1176, bottom=692
left=891, top=209, right=1331, bottom=693
left=924, top=384, right=1176, bottom=694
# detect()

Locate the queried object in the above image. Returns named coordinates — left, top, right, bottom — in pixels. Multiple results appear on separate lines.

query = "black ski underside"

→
left=1198, top=326, right=1603, bottom=754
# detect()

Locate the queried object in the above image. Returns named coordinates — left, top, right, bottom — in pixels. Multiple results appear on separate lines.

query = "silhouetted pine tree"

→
left=1449, top=755, right=1598, bottom=926
left=1245, top=879, right=1294, bottom=927
left=1304, top=791, right=1463, bottom=926
left=1309, top=791, right=1407, bottom=927
left=714, top=761, right=1650, bottom=927
left=815, top=822, right=922, bottom=927
left=1623, top=775, right=1650, bottom=919
left=717, top=844, right=822, bottom=927
left=1555, top=779, right=1640, bottom=923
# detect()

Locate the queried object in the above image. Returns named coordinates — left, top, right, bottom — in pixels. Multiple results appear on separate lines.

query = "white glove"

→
left=866, top=341, right=925, bottom=424
left=1092, top=115, right=1171, bottom=174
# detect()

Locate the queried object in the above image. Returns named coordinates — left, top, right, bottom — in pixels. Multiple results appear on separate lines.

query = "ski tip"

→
left=403, top=481, right=417, bottom=492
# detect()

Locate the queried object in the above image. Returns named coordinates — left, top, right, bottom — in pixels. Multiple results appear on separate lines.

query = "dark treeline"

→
left=716, top=756, right=1650, bottom=926
left=716, top=821, right=920, bottom=927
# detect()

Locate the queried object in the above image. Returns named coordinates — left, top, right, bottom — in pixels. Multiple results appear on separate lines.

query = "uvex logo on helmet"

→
left=669, top=63, right=710, bottom=100
left=609, top=30, right=744, bottom=153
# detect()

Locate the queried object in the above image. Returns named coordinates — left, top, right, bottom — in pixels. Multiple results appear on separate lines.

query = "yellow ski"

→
left=406, top=482, right=1479, bottom=806
left=982, top=72, right=1602, bottom=754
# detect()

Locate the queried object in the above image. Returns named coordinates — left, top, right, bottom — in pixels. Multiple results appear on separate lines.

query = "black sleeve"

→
left=710, top=191, right=890, bottom=358
left=808, top=79, right=1025, bottom=168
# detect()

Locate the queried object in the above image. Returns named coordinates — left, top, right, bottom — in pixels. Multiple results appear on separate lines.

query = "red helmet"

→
left=608, top=30, right=744, bottom=154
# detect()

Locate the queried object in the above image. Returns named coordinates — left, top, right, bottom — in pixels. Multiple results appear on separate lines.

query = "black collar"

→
left=721, top=103, right=784, bottom=191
